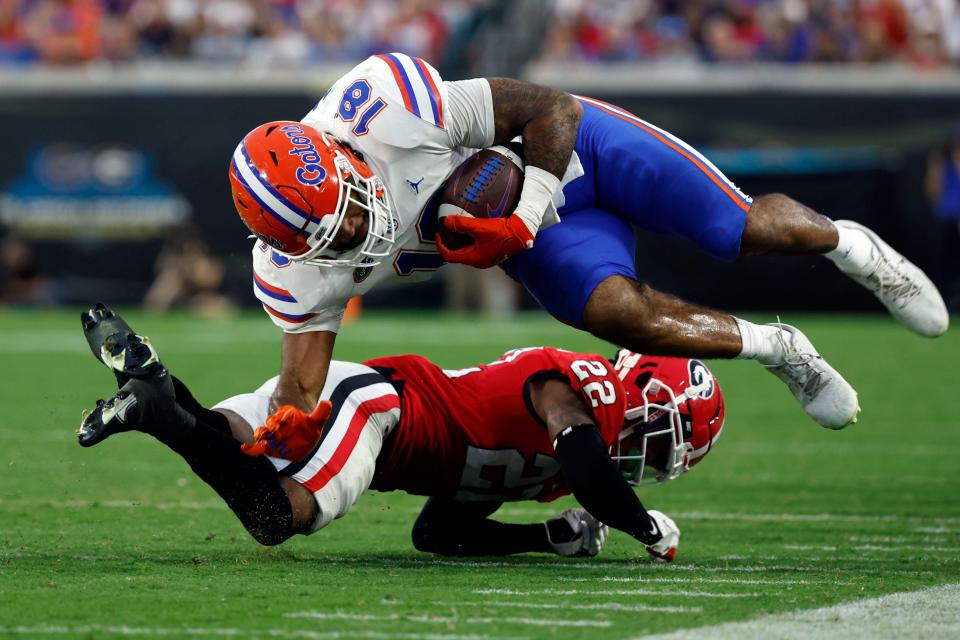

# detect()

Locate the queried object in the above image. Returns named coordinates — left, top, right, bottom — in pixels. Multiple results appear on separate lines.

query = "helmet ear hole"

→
left=633, top=371, right=653, bottom=392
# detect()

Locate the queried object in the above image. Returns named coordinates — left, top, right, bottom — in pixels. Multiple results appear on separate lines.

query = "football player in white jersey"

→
left=228, top=52, right=949, bottom=438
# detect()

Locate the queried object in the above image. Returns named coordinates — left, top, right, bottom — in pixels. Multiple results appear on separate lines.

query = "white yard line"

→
left=492, top=507, right=960, bottom=526
left=372, top=559, right=936, bottom=575
left=914, top=527, right=955, bottom=534
left=474, top=588, right=759, bottom=599
left=557, top=576, right=820, bottom=586
left=783, top=544, right=960, bottom=553
left=633, top=582, right=960, bottom=640
left=286, top=612, right=609, bottom=629
left=0, top=498, right=226, bottom=511
left=391, top=600, right=699, bottom=614
left=0, top=625, right=526, bottom=640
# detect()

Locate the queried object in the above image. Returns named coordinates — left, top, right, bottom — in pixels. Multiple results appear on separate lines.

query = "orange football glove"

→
left=240, top=400, right=332, bottom=461
left=436, top=215, right=534, bottom=269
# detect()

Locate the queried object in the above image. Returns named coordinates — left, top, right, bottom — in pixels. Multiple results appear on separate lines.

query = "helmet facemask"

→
left=613, top=376, right=704, bottom=486
left=297, top=134, right=396, bottom=268
left=612, top=350, right=725, bottom=485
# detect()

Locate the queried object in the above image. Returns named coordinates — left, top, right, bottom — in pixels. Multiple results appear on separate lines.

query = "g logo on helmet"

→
left=688, top=359, right=715, bottom=399
left=280, top=124, right=328, bottom=186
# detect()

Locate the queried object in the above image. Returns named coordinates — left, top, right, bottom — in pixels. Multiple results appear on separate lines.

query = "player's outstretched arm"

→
left=529, top=377, right=679, bottom=560
left=271, top=330, right=337, bottom=414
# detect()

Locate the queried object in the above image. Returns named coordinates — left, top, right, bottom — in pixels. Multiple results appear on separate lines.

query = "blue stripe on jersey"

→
left=384, top=53, right=421, bottom=118
left=253, top=274, right=297, bottom=303
left=262, top=303, right=315, bottom=322
left=412, top=58, right=440, bottom=125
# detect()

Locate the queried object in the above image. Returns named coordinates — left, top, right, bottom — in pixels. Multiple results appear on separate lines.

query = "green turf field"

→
left=1, top=309, right=958, bottom=639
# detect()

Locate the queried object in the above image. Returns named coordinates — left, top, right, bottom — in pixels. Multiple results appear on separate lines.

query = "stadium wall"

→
left=0, top=67, right=955, bottom=311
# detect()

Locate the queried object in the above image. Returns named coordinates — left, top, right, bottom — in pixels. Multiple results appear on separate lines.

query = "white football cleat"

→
left=765, top=323, right=860, bottom=429
left=834, top=220, right=949, bottom=337
left=545, top=508, right=608, bottom=557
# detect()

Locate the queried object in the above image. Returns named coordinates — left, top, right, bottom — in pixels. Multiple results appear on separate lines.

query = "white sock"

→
left=825, top=222, right=876, bottom=276
left=733, top=317, right=786, bottom=366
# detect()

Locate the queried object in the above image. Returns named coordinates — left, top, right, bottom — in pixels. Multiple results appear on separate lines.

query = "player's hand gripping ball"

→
left=435, top=144, right=531, bottom=269
left=241, top=401, right=332, bottom=461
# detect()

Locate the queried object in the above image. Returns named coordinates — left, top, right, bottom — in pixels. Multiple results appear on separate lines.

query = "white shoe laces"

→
left=861, top=249, right=921, bottom=308
left=766, top=324, right=827, bottom=400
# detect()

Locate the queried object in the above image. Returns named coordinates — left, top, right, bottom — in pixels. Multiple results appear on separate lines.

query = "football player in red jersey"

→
left=77, top=304, right=723, bottom=560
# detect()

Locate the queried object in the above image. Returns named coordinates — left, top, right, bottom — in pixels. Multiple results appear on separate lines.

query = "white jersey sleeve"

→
left=444, top=78, right=495, bottom=150
left=251, top=242, right=346, bottom=333
left=212, top=361, right=401, bottom=534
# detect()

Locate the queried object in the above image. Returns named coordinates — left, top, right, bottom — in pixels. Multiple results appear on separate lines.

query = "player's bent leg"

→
left=741, top=194, right=948, bottom=337
left=739, top=193, right=839, bottom=256
left=279, top=476, right=320, bottom=534
left=78, top=376, right=297, bottom=545
left=583, top=275, right=859, bottom=428
left=411, top=498, right=546, bottom=556
left=583, top=275, right=743, bottom=358
left=412, top=498, right=606, bottom=557
left=76, top=318, right=298, bottom=545
left=411, top=498, right=505, bottom=555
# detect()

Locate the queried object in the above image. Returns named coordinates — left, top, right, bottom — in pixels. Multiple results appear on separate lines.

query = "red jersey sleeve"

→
left=513, top=348, right=627, bottom=449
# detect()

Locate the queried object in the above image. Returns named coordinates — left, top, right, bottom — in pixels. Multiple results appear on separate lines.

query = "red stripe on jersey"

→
left=414, top=57, right=444, bottom=128
left=302, top=394, right=400, bottom=492
left=577, top=97, right=751, bottom=214
left=261, top=303, right=317, bottom=324
left=375, top=54, right=415, bottom=113
left=253, top=271, right=294, bottom=299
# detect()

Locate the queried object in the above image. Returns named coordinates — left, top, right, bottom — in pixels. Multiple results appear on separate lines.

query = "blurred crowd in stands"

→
left=0, top=0, right=957, bottom=68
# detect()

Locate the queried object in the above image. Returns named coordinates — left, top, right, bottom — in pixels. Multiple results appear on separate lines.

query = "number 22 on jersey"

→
left=570, top=359, right=617, bottom=408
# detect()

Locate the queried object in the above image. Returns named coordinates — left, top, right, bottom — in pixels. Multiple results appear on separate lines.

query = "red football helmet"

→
left=228, top=121, right=396, bottom=267
left=611, top=350, right=725, bottom=485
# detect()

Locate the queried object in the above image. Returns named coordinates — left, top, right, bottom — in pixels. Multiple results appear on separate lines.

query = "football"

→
left=436, top=143, right=525, bottom=250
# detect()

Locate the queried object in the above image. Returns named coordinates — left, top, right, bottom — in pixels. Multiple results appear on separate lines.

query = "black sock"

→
left=412, top=498, right=552, bottom=556
left=171, top=375, right=231, bottom=437
left=151, top=413, right=294, bottom=546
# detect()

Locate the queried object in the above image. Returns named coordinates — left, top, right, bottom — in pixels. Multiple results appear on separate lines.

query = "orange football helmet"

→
left=228, top=121, right=395, bottom=267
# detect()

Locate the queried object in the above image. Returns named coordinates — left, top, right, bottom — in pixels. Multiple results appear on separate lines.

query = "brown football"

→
left=436, top=143, right=524, bottom=250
